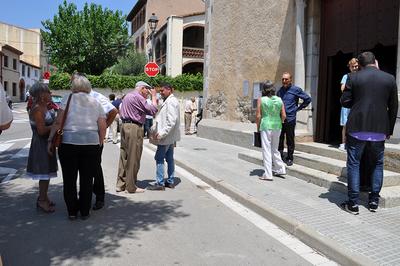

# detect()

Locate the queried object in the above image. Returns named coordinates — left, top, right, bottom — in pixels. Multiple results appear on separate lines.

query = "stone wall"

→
left=204, top=0, right=295, bottom=122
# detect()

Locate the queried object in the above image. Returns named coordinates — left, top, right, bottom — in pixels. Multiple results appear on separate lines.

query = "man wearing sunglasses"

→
left=277, top=72, right=311, bottom=166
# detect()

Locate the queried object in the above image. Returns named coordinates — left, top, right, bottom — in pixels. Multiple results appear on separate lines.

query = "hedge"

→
left=49, top=72, right=203, bottom=91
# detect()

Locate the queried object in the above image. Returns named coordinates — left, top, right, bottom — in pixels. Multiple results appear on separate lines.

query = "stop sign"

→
left=144, top=62, right=159, bottom=77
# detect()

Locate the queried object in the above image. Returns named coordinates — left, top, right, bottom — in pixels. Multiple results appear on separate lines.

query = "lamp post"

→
left=147, top=13, right=159, bottom=62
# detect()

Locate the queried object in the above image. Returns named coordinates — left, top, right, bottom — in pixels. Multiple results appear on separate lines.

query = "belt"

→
left=185, top=112, right=192, bottom=114
left=121, top=118, right=143, bottom=127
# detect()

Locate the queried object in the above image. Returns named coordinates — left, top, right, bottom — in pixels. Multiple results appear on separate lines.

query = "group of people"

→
left=256, top=72, right=311, bottom=180
left=256, top=52, right=398, bottom=214
left=25, top=74, right=181, bottom=220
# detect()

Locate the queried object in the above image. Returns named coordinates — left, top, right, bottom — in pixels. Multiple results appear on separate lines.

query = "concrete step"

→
left=296, top=142, right=400, bottom=173
left=293, top=150, right=400, bottom=187
left=238, top=149, right=400, bottom=208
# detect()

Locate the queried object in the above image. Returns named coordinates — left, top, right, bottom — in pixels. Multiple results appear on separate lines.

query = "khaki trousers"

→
left=184, top=112, right=192, bottom=134
left=116, top=123, right=143, bottom=192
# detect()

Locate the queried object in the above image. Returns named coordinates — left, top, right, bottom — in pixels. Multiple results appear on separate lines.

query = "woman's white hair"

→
left=71, top=74, right=92, bottom=93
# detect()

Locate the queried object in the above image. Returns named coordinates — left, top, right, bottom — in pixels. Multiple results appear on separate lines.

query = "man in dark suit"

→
left=340, top=51, right=398, bottom=214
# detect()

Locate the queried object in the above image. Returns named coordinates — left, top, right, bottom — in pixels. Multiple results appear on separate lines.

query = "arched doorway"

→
left=19, top=78, right=25, bottom=101
left=182, top=62, right=203, bottom=75
left=316, top=0, right=399, bottom=143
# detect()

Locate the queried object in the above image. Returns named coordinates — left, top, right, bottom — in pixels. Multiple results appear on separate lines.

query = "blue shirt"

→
left=277, top=85, right=311, bottom=123
left=112, top=98, right=122, bottom=110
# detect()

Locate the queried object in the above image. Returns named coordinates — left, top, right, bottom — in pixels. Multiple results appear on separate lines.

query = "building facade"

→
left=20, top=60, right=40, bottom=100
left=0, top=44, right=22, bottom=102
left=153, top=12, right=205, bottom=77
left=126, top=0, right=205, bottom=56
left=203, top=0, right=400, bottom=142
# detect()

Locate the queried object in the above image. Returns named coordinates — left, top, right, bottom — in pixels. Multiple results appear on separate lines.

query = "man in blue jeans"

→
left=340, top=52, right=398, bottom=214
left=147, top=84, right=181, bottom=191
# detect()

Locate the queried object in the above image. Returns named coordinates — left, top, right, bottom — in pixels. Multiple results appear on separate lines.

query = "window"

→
left=13, top=59, right=17, bottom=70
left=34, top=69, right=38, bottom=77
left=136, top=37, right=140, bottom=51
left=4, top=56, right=8, bottom=67
left=22, top=64, right=25, bottom=76
left=27, top=67, right=31, bottom=78
left=12, top=83, right=17, bottom=96
left=40, top=39, right=44, bottom=51
left=4, top=81, right=8, bottom=91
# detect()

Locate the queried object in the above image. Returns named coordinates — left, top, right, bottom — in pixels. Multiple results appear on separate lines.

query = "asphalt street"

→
left=0, top=103, right=330, bottom=266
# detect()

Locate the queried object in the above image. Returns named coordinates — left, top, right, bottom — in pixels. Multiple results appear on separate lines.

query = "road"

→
left=0, top=103, right=334, bottom=265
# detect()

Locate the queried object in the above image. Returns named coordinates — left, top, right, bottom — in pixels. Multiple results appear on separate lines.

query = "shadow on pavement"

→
left=0, top=181, right=189, bottom=266
left=249, top=169, right=264, bottom=177
left=137, top=177, right=182, bottom=189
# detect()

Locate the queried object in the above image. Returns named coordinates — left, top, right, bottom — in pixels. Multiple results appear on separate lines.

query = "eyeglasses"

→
left=282, top=78, right=290, bottom=81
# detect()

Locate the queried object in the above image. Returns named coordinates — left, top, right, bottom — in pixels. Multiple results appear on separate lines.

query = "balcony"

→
left=182, top=47, right=204, bottom=59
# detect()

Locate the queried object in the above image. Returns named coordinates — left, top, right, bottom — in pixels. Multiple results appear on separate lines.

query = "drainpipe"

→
left=294, top=0, right=306, bottom=89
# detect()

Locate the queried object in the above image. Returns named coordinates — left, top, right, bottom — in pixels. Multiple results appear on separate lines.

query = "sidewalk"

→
left=144, top=135, right=400, bottom=266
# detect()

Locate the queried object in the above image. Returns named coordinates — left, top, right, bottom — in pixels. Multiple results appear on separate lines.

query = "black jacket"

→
left=340, top=66, right=398, bottom=136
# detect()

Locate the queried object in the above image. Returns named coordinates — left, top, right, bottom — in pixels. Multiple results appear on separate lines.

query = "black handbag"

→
left=253, top=132, right=261, bottom=148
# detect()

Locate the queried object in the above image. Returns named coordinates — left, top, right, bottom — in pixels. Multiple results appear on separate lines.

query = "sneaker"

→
left=147, top=184, right=165, bottom=191
left=259, top=175, right=273, bottom=181
left=338, top=143, right=346, bottom=152
left=340, top=201, right=359, bottom=215
left=368, top=202, right=378, bottom=212
left=165, top=182, right=175, bottom=189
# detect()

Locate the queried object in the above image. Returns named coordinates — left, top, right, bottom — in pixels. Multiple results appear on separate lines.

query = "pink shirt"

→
left=120, top=91, right=157, bottom=124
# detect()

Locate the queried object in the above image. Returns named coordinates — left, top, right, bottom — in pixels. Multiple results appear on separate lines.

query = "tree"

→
left=106, top=44, right=147, bottom=76
left=41, top=0, right=129, bottom=75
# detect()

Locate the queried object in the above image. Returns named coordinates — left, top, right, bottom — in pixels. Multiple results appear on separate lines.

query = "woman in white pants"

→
left=256, top=81, right=287, bottom=181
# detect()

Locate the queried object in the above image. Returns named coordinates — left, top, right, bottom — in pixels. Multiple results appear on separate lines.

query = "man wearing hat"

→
left=116, top=81, right=158, bottom=193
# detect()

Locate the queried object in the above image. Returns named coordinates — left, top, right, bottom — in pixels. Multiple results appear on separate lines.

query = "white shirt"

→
left=90, top=90, right=115, bottom=114
left=184, top=100, right=194, bottom=113
left=0, top=85, right=13, bottom=128
left=60, top=92, right=106, bottom=145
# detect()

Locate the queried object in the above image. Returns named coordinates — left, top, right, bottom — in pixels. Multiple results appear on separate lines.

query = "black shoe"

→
left=147, top=184, right=165, bottom=191
left=285, top=159, right=293, bottom=166
left=368, top=202, right=378, bottom=212
left=68, top=214, right=78, bottom=221
left=165, top=183, right=175, bottom=189
left=81, top=214, right=90, bottom=220
left=340, top=201, right=359, bottom=215
left=92, top=200, right=104, bottom=211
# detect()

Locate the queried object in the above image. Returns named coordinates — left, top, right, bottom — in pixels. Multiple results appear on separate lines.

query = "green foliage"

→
left=49, top=72, right=203, bottom=92
left=41, top=0, right=129, bottom=75
left=106, top=45, right=147, bottom=76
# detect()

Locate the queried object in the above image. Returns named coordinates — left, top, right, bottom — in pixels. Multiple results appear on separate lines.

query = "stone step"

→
left=238, top=150, right=400, bottom=208
left=293, top=151, right=400, bottom=187
left=296, top=142, right=400, bottom=173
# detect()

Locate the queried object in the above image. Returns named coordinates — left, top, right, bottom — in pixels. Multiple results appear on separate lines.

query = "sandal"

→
left=36, top=199, right=55, bottom=213
left=37, top=196, right=56, bottom=207
left=259, top=176, right=273, bottom=181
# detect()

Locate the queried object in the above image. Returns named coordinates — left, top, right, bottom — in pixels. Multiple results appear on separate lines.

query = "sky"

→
left=0, top=0, right=138, bottom=29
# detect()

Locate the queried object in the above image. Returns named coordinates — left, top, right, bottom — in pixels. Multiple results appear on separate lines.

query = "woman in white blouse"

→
left=48, top=74, right=106, bottom=220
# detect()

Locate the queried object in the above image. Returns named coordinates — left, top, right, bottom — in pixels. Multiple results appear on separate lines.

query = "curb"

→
left=144, top=143, right=378, bottom=266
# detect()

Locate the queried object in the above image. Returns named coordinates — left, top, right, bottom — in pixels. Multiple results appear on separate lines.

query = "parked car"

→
left=5, top=94, right=12, bottom=109
left=51, top=95, right=63, bottom=110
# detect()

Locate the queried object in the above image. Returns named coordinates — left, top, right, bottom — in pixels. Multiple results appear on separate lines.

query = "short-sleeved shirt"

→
left=60, top=92, right=106, bottom=145
left=260, top=96, right=283, bottom=131
left=90, top=90, right=115, bottom=114
left=119, top=91, right=158, bottom=124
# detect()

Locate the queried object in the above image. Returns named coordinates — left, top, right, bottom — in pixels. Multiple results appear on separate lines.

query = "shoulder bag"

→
left=51, top=94, right=72, bottom=149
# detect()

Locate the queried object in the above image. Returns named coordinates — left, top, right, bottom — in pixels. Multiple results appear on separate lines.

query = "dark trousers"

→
left=144, top=118, right=153, bottom=138
left=93, top=145, right=105, bottom=202
left=278, top=121, right=296, bottom=161
left=58, top=144, right=101, bottom=216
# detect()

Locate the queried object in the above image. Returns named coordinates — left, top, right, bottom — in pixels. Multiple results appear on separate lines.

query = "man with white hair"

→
left=116, top=81, right=158, bottom=193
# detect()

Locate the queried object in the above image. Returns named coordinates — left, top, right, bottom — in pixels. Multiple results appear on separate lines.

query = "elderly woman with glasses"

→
left=27, top=82, right=58, bottom=213
left=48, top=74, right=106, bottom=220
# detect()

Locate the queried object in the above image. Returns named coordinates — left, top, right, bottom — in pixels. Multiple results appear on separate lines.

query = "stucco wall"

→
left=1, top=49, right=20, bottom=101
left=0, top=23, right=42, bottom=68
left=204, top=0, right=296, bottom=122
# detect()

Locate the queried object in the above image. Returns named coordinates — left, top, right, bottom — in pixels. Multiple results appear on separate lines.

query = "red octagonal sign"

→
left=144, top=62, right=159, bottom=77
